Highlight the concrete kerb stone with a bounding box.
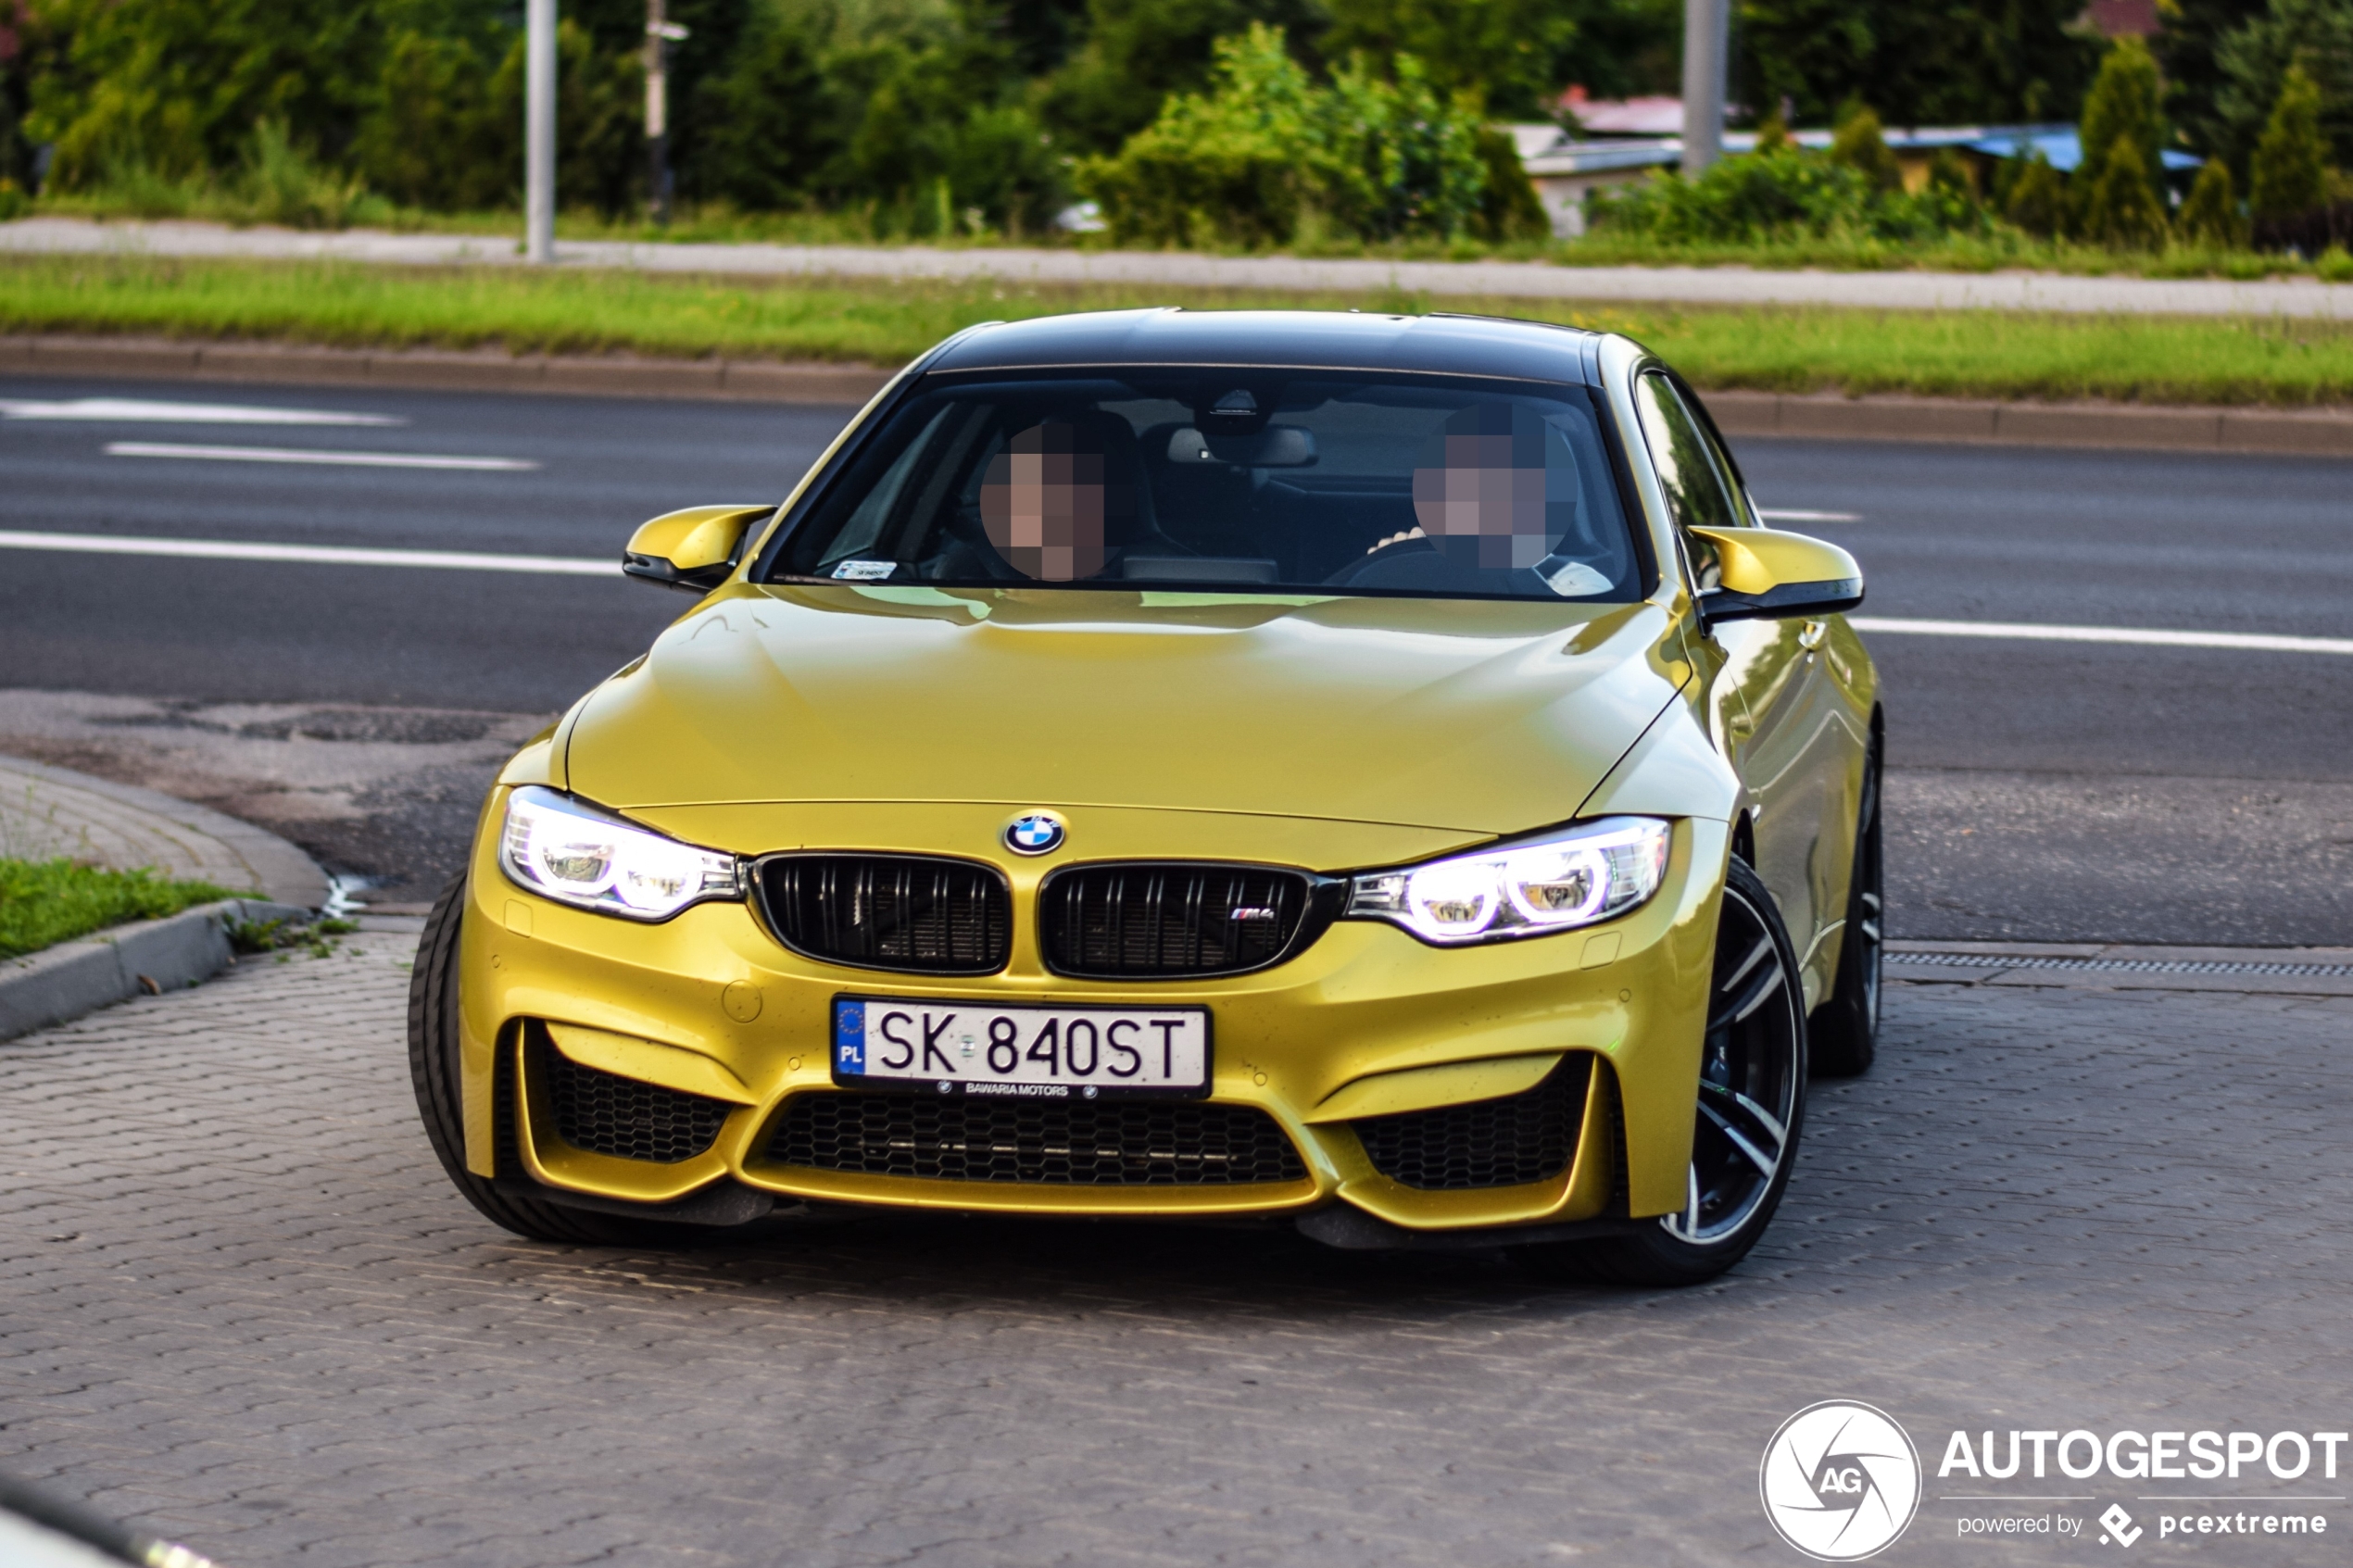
[1705,386,2353,456]
[11,332,2353,453]
[0,897,313,1042]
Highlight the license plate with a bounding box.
[831,997,1210,1099]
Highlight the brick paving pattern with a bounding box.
[1,926,2347,1566]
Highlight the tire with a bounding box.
[1808,718,1883,1078]
[408,873,695,1247]
[1516,858,1807,1287]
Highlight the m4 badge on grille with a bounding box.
[1230,906,1278,922]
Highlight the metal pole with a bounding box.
[526,0,557,263]
[646,0,674,227]
[1680,0,1727,177]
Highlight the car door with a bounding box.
[1631,370,1844,996]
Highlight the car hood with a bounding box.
[563,584,1688,839]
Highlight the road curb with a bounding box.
[1704,388,2353,457]
[0,752,332,910]
[0,897,314,1041]
[0,332,895,406]
[8,332,2353,455]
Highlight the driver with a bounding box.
[1367,402,1572,571]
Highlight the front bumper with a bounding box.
[457,799,1729,1234]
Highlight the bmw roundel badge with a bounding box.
[1004,811,1067,856]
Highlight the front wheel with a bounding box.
[408,873,698,1247]
[1517,858,1807,1286]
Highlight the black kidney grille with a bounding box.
[1351,1055,1593,1191]
[769,1091,1307,1185]
[537,1035,735,1164]
[759,855,1011,974]
[1041,863,1322,978]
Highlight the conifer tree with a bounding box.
[2251,63,2329,220]
[2176,157,2246,246]
[2005,150,2069,237]
[2083,138,2170,246]
[1829,105,1903,193]
[2075,37,2164,239]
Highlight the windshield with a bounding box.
[768,370,1643,601]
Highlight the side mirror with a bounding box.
[1686,526,1863,626]
[623,505,774,593]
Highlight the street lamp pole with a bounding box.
[645,0,688,227]
[1680,0,1727,177]
[526,0,557,263]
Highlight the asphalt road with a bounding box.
[2,377,2347,943]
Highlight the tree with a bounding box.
[2158,0,2268,157]
[23,0,380,188]
[2250,61,2330,216]
[1732,0,2094,131]
[2176,156,2248,244]
[1040,0,1321,155]
[1829,104,1901,194]
[2215,0,2353,171]
[2081,137,2168,246]
[2074,37,2163,238]
[1318,0,1574,115]
[2004,149,2068,236]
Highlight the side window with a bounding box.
[1633,371,1741,534]
[1675,379,1762,527]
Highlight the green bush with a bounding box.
[2004,150,2069,236]
[2177,157,2247,246]
[1472,126,1551,241]
[1077,25,1489,248]
[0,179,31,221]
[2252,63,2330,219]
[1829,104,1902,194]
[1589,140,1989,246]
[234,120,380,229]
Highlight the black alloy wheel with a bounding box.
[1517,857,1807,1286]
[1810,716,1883,1077]
[409,874,698,1247]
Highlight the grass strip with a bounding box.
[0,857,236,960]
[7,254,2353,406]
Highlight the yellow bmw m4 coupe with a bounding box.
[409,309,1882,1285]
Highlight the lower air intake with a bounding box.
[768,1092,1307,1185]
[536,1032,735,1163]
[1351,1055,1592,1191]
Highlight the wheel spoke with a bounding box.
[1700,1079,1787,1145]
[1718,933,1772,996]
[1698,1099,1779,1176]
[1718,956,1786,1024]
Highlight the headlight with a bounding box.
[1344,817,1672,945]
[499,785,742,921]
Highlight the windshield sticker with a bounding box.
[830,559,898,581]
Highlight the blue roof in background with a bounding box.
[1961,127,2202,173]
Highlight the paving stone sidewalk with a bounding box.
[1,929,2347,1567]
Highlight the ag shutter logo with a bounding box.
[1761,1401,1923,1561]
[1004,811,1066,856]
[2098,1504,2144,1547]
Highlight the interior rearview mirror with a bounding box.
[1685,526,1863,626]
[1167,425,1317,468]
[623,505,774,593]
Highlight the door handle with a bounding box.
[1798,620,1828,651]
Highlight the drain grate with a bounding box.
[1889,950,2353,979]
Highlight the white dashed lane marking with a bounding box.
[0,396,405,426]
[0,530,610,576]
[104,441,536,470]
